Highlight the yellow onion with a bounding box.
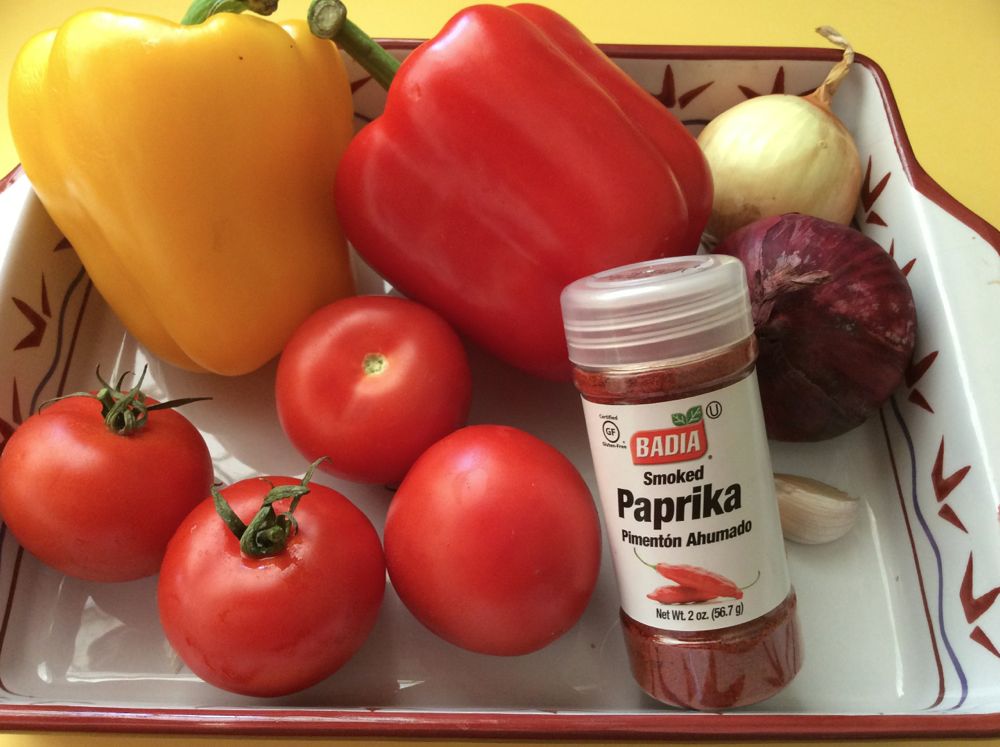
[697,27,863,244]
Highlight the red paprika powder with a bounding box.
[561,255,802,710]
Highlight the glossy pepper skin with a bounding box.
[8,10,355,375]
[334,4,712,381]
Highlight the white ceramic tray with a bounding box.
[1,41,998,740]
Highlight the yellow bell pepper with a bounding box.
[8,5,356,375]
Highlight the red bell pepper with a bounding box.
[314,2,712,381]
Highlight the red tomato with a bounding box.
[157,474,385,697]
[275,295,472,485]
[0,392,212,582]
[383,425,601,655]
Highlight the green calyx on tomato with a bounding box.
[212,457,326,558]
[362,353,388,376]
[45,366,209,436]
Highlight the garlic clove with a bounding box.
[774,473,860,544]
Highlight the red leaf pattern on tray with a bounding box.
[861,157,890,211]
[653,65,713,110]
[905,351,937,387]
[739,66,784,98]
[905,351,937,413]
[960,553,1000,624]
[0,379,23,453]
[971,627,1000,659]
[961,555,1000,659]
[937,504,968,533]
[860,140,996,672]
[861,158,892,228]
[932,438,971,504]
[907,389,933,412]
[11,275,50,351]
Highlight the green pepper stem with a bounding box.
[307,0,400,90]
[180,0,278,26]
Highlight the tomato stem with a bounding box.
[212,458,326,558]
[362,353,388,376]
[42,366,209,436]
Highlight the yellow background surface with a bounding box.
[1,1,999,745]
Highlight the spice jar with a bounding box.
[561,255,802,710]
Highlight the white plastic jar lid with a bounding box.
[560,255,754,369]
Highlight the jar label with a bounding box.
[581,373,791,632]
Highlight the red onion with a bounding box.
[714,213,917,441]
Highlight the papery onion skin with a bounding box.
[715,213,917,442]
[697,95,862,243]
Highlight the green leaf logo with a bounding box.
[671,406,703,425]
